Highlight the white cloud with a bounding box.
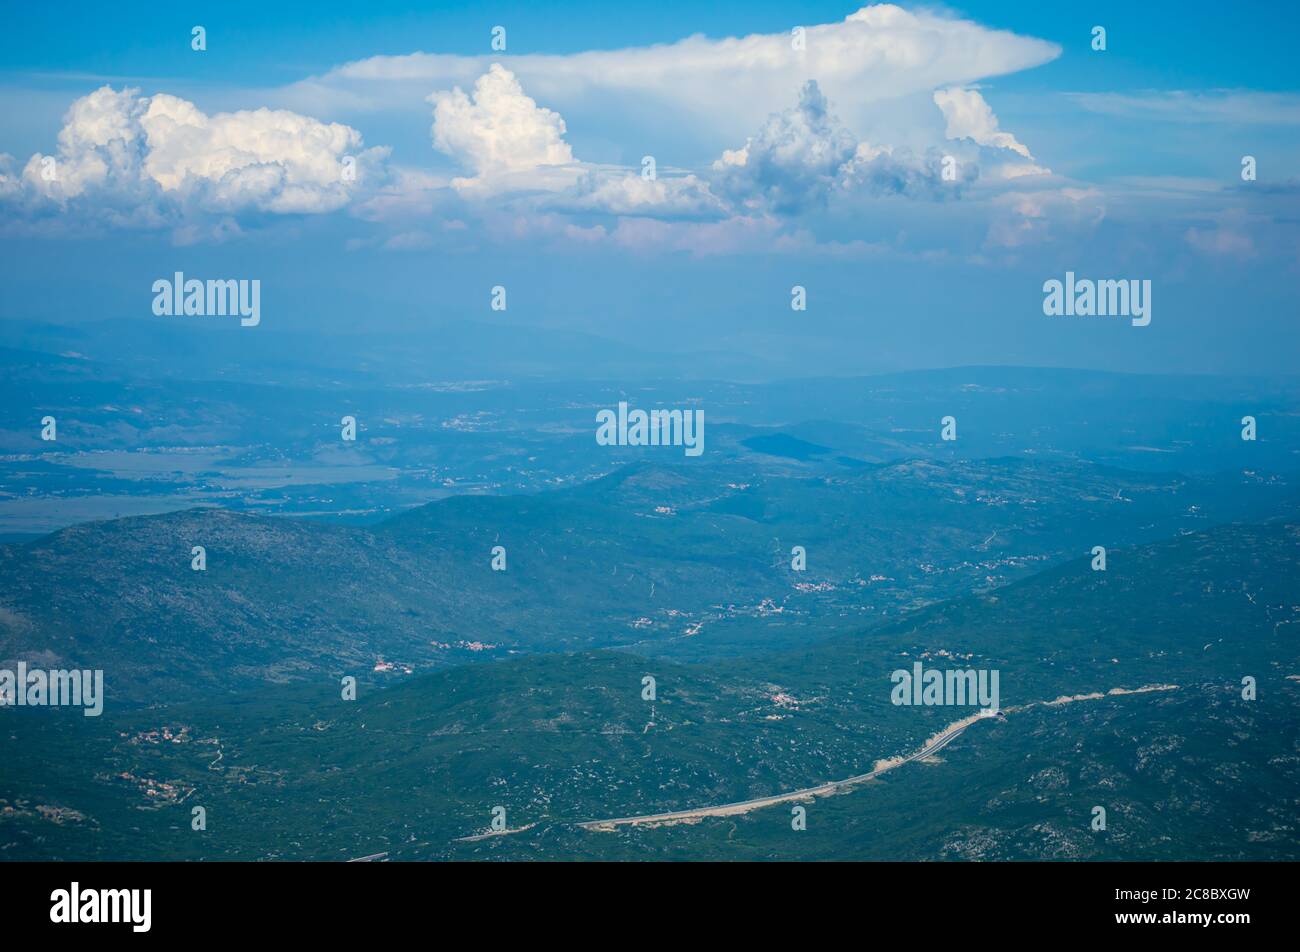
[139,93,381,213]
[710,80,968,214]
[558,169,726,219]
[993,162,1052,180]
[283,4,1059,154]
[7,85,388,229]
[5,5,1070,244]
[429,64,576,193]
[424,65,725,219]
[933,87,1034,159]
[711,81,858,213]
[838,142,968,198]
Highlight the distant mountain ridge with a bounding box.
[1,457,1295,702]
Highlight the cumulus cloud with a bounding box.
[838,142,973,198]
[6,5,1067,246]
[710,80,966,214]
[429,64,576,193]
[0,155,22,201]
[557,169,726,219]
[139,94,383,213]
[424,65,724,218]
[933,87,1034,159]
[711,81,857,213]
[5,85,388,230]
[422,70,966,221]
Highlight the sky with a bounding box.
[0,1,1297,378]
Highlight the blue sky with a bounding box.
[1,2,1297,377]
[2,1,1295,87]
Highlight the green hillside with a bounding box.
[2,519,1295,861]
[1,459,1294,702]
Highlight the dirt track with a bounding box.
[577,684,1177,832]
